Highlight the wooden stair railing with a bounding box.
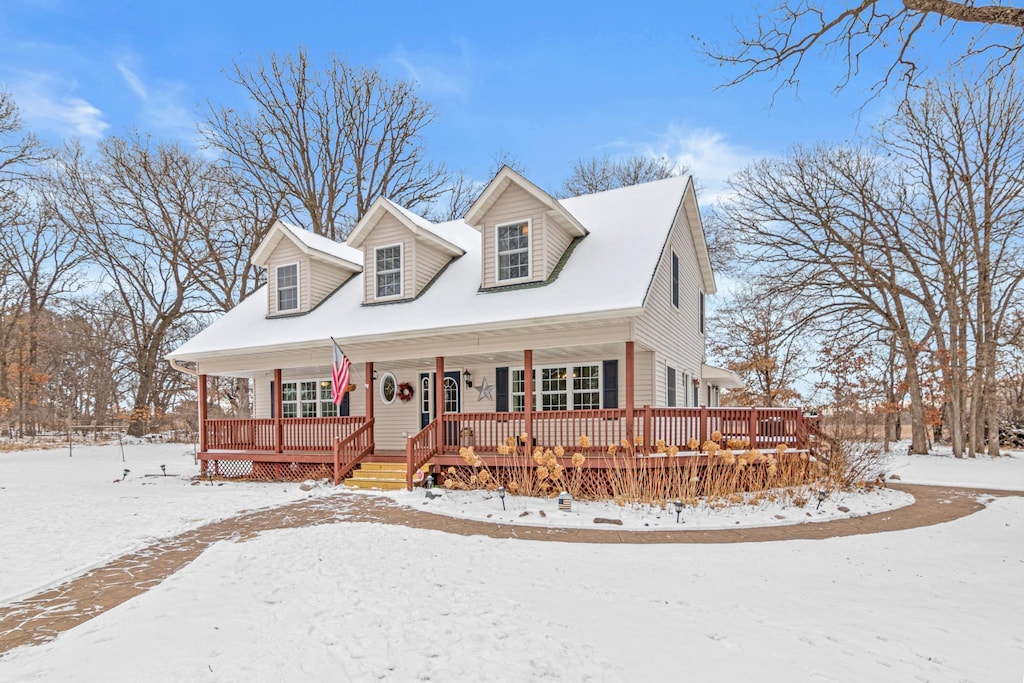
[405,419,439,490]
[799,415,833,464]
[332,418,375,485]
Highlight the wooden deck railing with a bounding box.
[282,416,365,451]
[405,420,439,490]
[204,416,367,453]
[204,418,276,451]
[333,418,375,485]
[646,406,804,450]
[401,406,807,489]
[433,406,807,456]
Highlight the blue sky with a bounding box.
[1,0,954,198]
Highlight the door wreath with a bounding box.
[397,382,415,402]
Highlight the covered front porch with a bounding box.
[195,340,815,489]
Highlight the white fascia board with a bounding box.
[684,178,717,295]
[348,198,463,256]
[165,306,644,364]
[252,220,362,271]
[465,166,588,237]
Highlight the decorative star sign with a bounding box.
[476,377,495,401]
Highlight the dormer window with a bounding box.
[496,220,530,282]
[276,263,299,312]
[375,244,403,298]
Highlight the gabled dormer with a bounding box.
[347,198,465,304]
[464,166,588,290]
[251,220,362,317]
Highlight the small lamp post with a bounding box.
[425,474,434,489]
[816,489,828,510]
[498,486,506,510]
[674,499,683,524]
[160,464,166,476]
[122,468,130,481]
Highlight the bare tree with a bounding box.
[723,143,935,452]
[487,148,527,179]
[0,201,84,433]
[50,135,230,436]
[429,170,483,222]
[883,67,1024,456]
[709,280,808,406]
[559,154,678,197]
[204,48,449,239]
[701,1,1024,96]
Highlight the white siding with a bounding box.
[544,213,575,276]
[414,240,450,294]
[308,259,351,309]
[634,201,707,406]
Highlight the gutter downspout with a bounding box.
[168,358,198,377]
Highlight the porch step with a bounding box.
[344,462,428,490]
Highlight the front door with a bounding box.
[419,372,461,444]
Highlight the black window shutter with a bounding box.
[340,392,350,417]
[672,253,679,308]
[270,380,275,418]
[495,367,509,412]
[699,291,705,334]
[667,367,676,407]
[602,360,618,409]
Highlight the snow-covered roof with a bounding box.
[170,175,702,360]
[250,220,363,270]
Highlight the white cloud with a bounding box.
[115,55,199,147]
[641,124,763,205]
[9,77,108,139]
[116,61,148,99]
[390,43,470,99]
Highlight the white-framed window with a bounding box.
[693,379,700,407]
[540,368,568,411]
[667,366,677,407]
[281,379,340,417]
[380,372,397,404]
[375,243,403,298]
[511,368,530,412]
[421,375,431,417]
[510,364,601,412]
[573,365,600,410]
[276,263,299,312]
[496,220,530,282]
[682,372,691,407]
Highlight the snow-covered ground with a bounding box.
[1,442,1022,681]
[1,498,1022,681]
[888,444,1024,491]
[0,441,328,605]
[372,484,913,531]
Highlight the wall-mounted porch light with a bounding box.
[463,369,473,388]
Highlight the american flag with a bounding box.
[331,341,352,406]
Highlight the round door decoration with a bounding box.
[397,382,415,402]
[380,372,398,404]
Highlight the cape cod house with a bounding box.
[168,167,810,489]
